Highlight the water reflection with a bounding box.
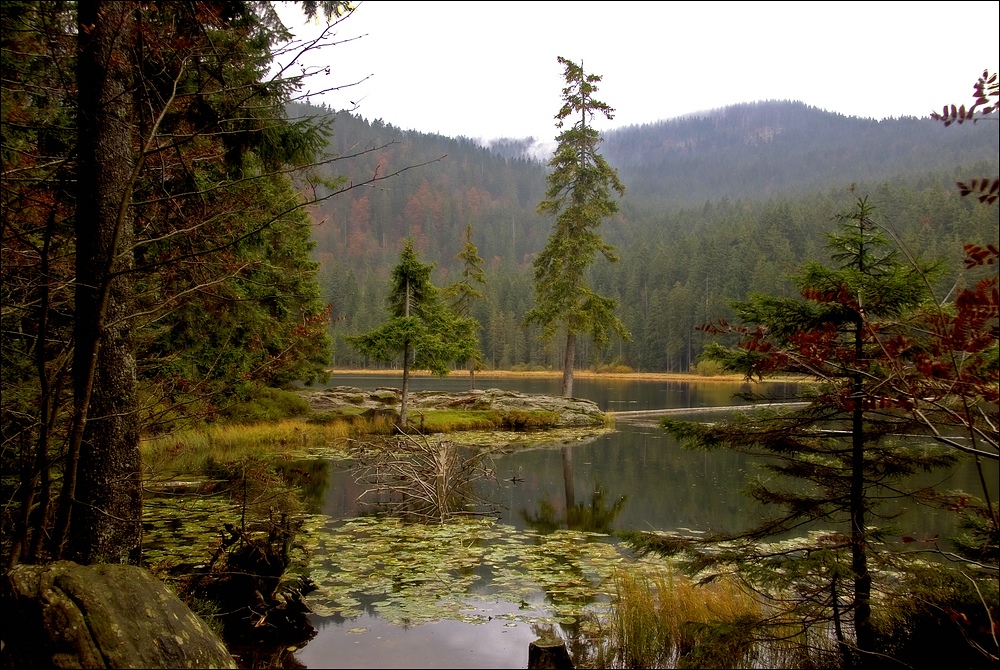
[295,375,997,668]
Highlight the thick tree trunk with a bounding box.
[561,330,575,398]
[67,0,142,565]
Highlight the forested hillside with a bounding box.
[296,101,998,373]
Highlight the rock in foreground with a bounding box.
[305,387,606,427]
[1,561,236,669]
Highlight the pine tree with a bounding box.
[444,224,487,389]
[629,197,963,667]
[0,0,350,566]
[347,239,476,427]
[524,56,629,397]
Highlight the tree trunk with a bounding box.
[66,0,142,565]
[850,322,873,663]
[561,330,575,398]
[400,340,410,429]
[400,278,411,428]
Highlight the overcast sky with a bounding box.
[274,1,1000,143]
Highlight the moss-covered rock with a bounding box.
[304,387,605,427]
[1,561,236,669]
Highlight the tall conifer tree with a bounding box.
[525,56,628,397]
[444,224,487,389]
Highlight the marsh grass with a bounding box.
[142,407,562,481]
[608,567,761,668]
[413,409,560,432]
[142,416,390,478]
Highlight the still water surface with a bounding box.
[294,374,994,669]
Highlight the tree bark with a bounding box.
[67,0,142,565]
[561,330,575,398]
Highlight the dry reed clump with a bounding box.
[350,432,499,523]
[607,567,761,669]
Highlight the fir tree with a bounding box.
[444,224,487,389]
[347,239,476,427]
[629,197,963,667]
[525,56,629,397]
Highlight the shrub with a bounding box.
[219,387,310,424]
[694,359,725,377]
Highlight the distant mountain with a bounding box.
[601,100,998,204]
[471,100,997,206]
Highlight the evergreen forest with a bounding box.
[299,100,998,373]
[1,1,997,667]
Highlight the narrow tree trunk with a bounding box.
[400,340,410,428]
[562,330,575,398]
[66,0,142,565]
[400,276,411,428]
[850,321,873,663]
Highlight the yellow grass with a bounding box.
[326,367,803,384]
[609,567,761,668]
[141,416,383,476]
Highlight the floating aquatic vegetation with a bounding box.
[143,495,240,569]
[300,515,632,628]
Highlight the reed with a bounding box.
[142,417,366,476]
[608,567,761,668]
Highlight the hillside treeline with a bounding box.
[295,103,999,373]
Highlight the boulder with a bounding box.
[1,561,236,669]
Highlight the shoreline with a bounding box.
[324,368,800,384]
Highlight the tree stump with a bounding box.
[528,637,574,669]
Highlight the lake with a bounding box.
[290,374,996,669]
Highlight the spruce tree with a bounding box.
[525,56,628,397]
[347,239,476,427]
[1,0,347,566]
[444,224,487,389]
[629,197,962,667]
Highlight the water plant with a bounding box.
[606,567,761,668]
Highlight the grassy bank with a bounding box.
[142,392,571,479]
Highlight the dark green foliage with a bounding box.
[346,239,478,426]
[525,57,629,395]
[874,564,999,670]
[218,388,311,425]
[628,197,993,666]
[1,0,340,566]
[308,104,997,373]
[443,224,488,386]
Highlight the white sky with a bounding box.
[274,0,1000,143]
